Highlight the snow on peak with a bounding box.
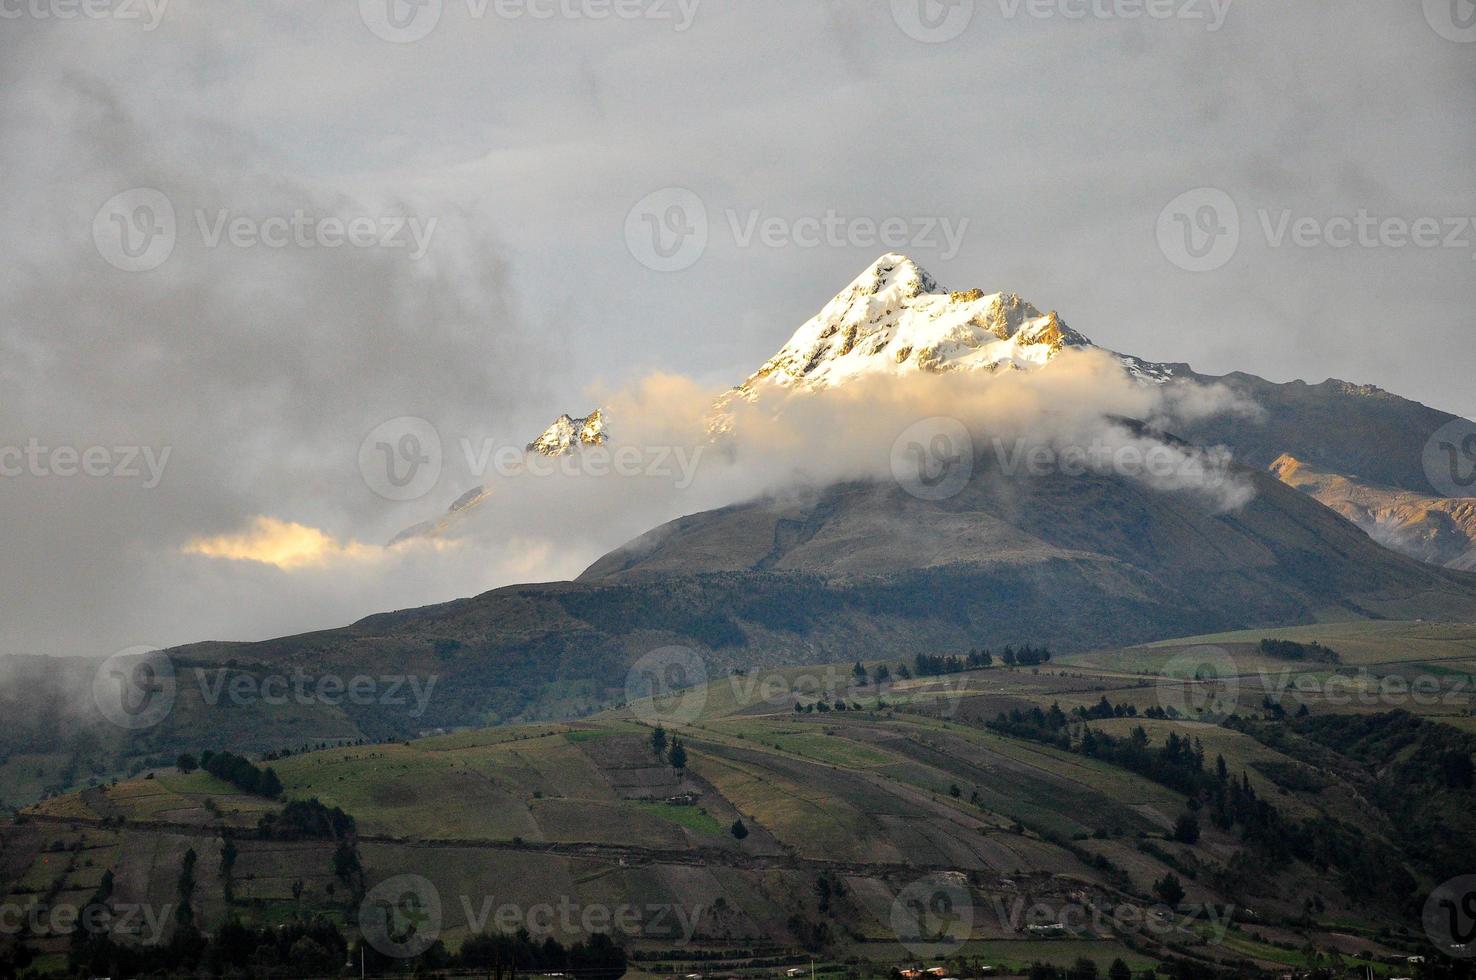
[527,409,608,457]
[732,254,1091,397]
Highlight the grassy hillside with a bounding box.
[4,630,1473,978]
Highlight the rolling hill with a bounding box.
[7,623,1475,977]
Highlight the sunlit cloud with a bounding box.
[183,516,383,570]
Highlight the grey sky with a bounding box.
[0,0,1472,657]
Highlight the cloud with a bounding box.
[182,516,383,570]
[419,349,1259,587]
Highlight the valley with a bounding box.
[5,621,1475,977]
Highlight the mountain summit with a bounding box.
[738,253,1088,392]
[536,255,1173,449]
[706,254,1172,432]
[527,410,608,457]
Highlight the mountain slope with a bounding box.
[150,457,1476,743]
[1176,374,1461,497]
[579,455,1476,622]
[1271,454,1476,570]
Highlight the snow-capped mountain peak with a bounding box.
[727,253,1102,402]
[527,409,608,457]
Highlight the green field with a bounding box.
[5,625,1469,976]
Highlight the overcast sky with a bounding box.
[1,0,1472,657]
